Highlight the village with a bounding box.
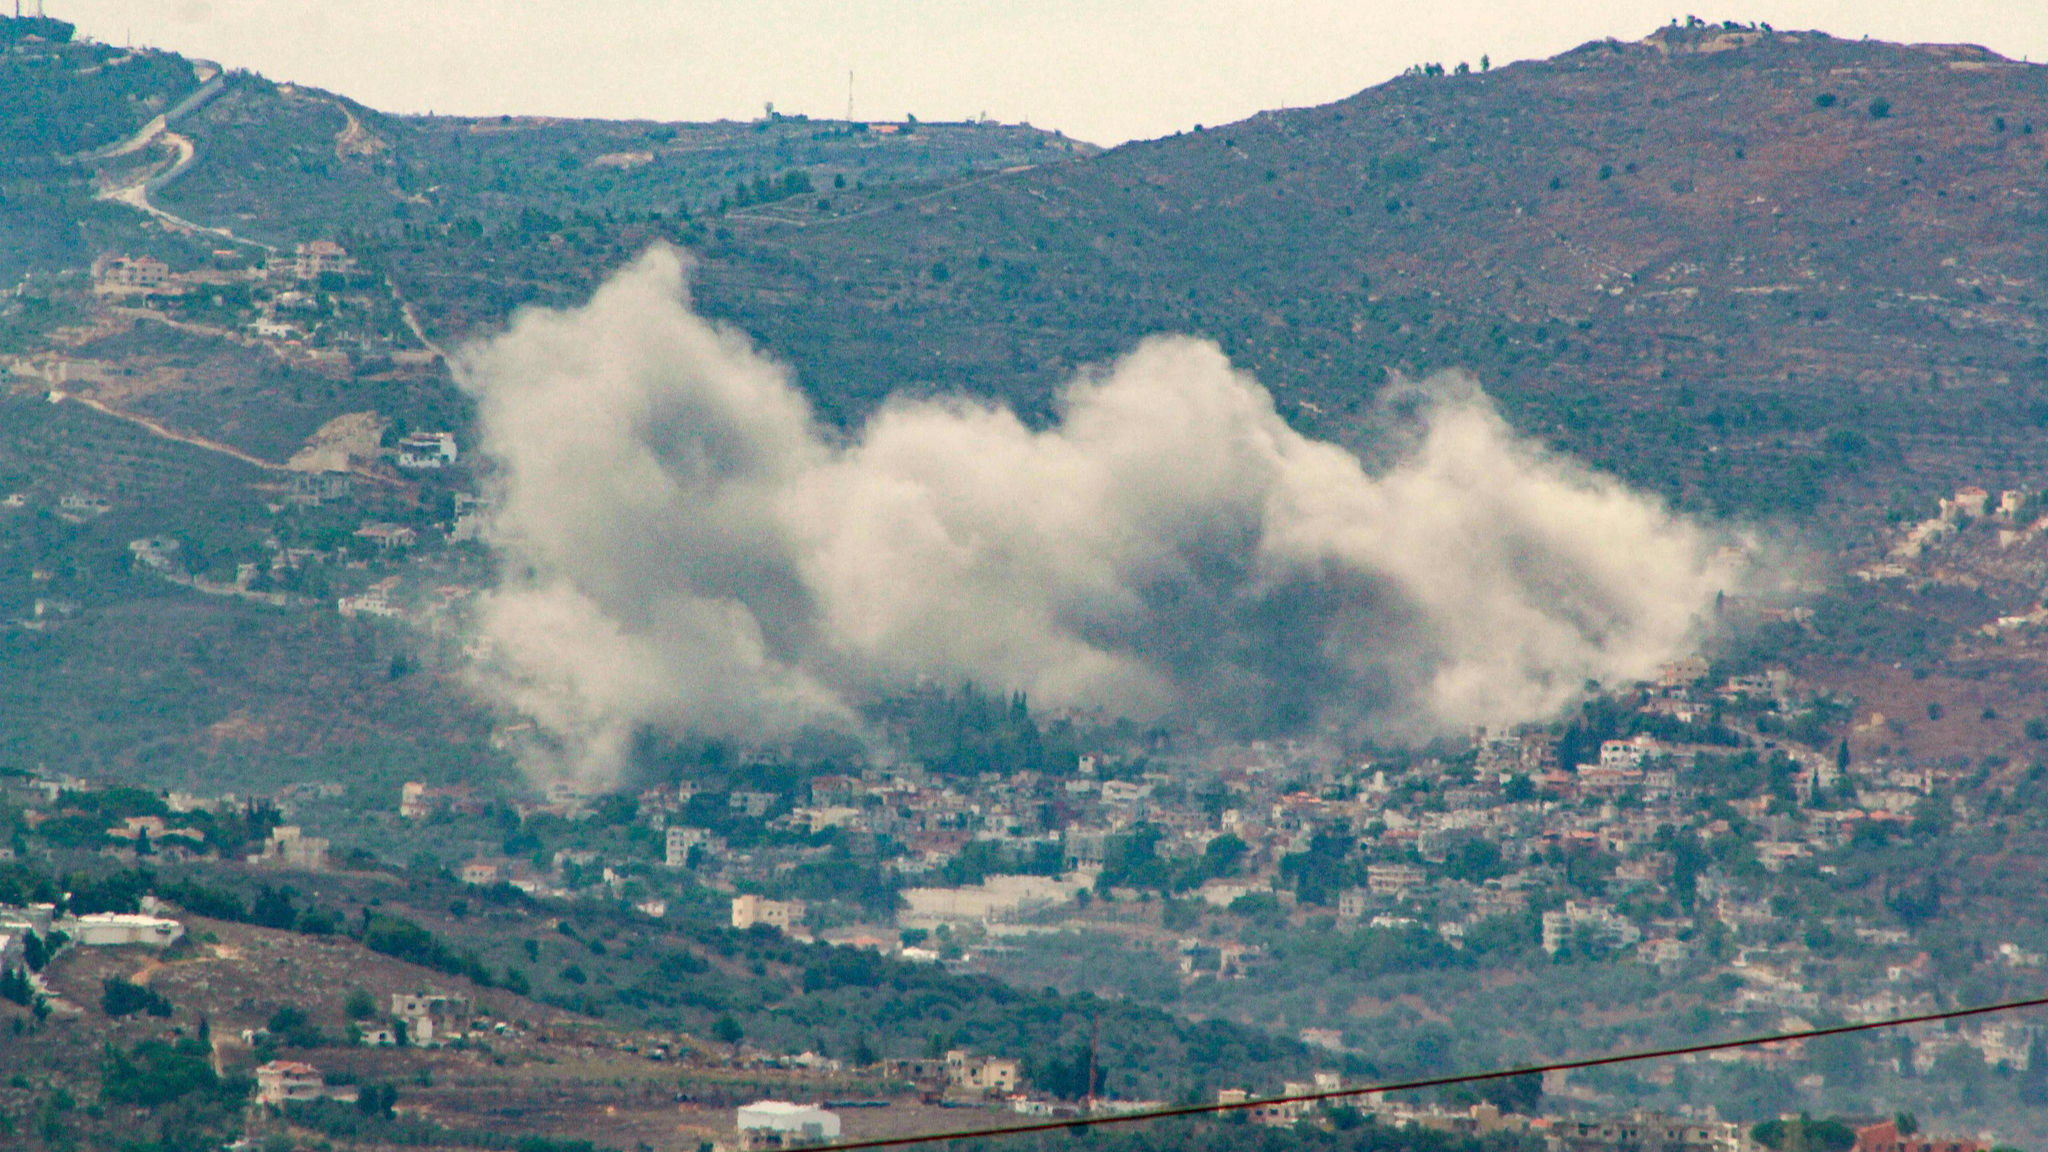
[2,579,2035,1152]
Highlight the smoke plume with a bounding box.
[457,245,1748,783]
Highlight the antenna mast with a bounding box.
[847,71,854,123]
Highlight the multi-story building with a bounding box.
[254,1060,325,1105]
[1541,901,1642,956]
[732,894,805,933]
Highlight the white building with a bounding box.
[897,873,1091,930]
[396,431,458,469]
[68,913,184,947]
[1541,901,1641,956]
[737,1100,841,1144]
[665,826,723,867]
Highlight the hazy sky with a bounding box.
[51,1,2048,145]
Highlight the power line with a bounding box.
[819,991,2048,1151]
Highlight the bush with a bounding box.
[361,913,494,986]
[100,1037,225,1106]
[267,1005,326,1048]
[102,977,172,1018]
[711,1014,744,1044]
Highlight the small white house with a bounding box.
[737,1100,841,1143]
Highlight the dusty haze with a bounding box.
[457,245,1751,783]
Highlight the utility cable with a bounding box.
[817,991,2048,1151]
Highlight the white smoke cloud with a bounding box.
[457,244,1749,784]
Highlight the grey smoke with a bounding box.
[457,245,1749,783]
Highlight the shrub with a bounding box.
[102,977,172,1018]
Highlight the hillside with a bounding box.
[0,850,1325,1150]
[656,22,2048,526]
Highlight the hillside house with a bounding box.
[398,781,478,819]
[391,991,471,1045]
[729,790,778,816]
[396,431,459,469]
[254,1060,326,1105]
[337,587,401,618]
[1576,764,1643,794]
[1941,486,1990,519]
[353,523,418,549]
[1852,1120,1985,1152]
[1541,901,1641,955]
[127,537,181,572]
[252,825,329,871]
[57,493,110,518]
[731,894,805,933]
[287,471,353,506]
[1366,863,1426,898]
[945,1049,1021,1095]
[665,826,725,867]
[91,253,175,295]
[287,240,357,280]
[1549,1110,1727,1152]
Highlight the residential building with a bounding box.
[288,240,357,280]
[1300,1027,1346,1052]
[1852,1120,1986,1152]
[946,1049,1021,1095]
[1549,1110,1727,1152]
[732,894,805,933]
[665,826,723,867]
[730,791,778,816]
[353,522,418,549]
[254,1060,326,1105]
[91,253,175,295]
[252,825,329,871]
[1541,901,1642,956]
[1366,863,1427,898]
[396,431,459,469]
